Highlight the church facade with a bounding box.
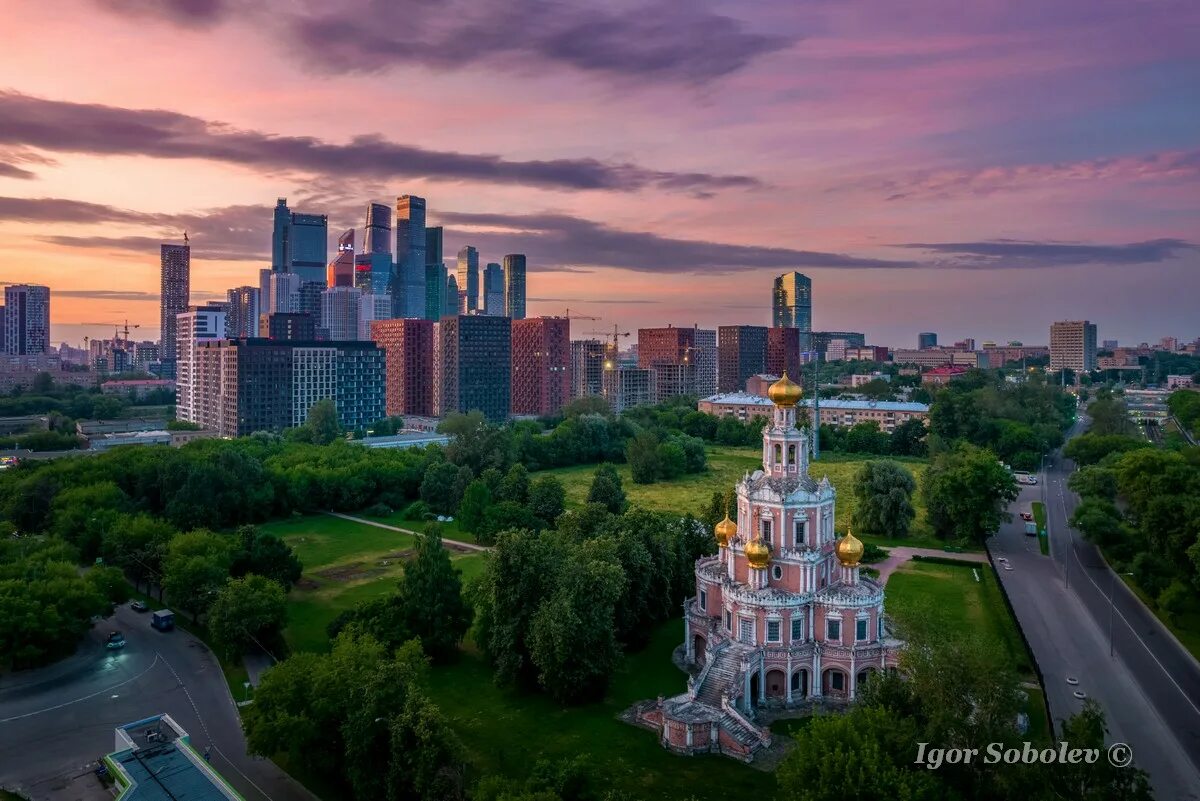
[637,373,903,761]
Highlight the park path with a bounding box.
[323,511,492,552]
[873,546,987,584]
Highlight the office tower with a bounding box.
[602,366,656,413]
[953,338,976,351]
[693,328,717,398]
[175,304,226,423]
[3,283,50,356]
[371,318,434,417]
[772,272,812,333]
[322,287,363,341]
[263,271,301,314]
[503,254,526,320]
[638,326,696,401]
[394,195,426,318]
[1050,321,1098,372]
[225,286,260,338]
[328,229,355,287]
[194,338,384,436]
[917,332,938,350]
[457,246,480,313]
[512,317,570,416]
[484,262,504,315]
[445,274,460,318]
[259,312,316,341]
[1102,339,1118,350]
[132,341,160,371]
[358,293,392,341]
[767,327,801,379]
[810,331,866,361]
[718,325,768,392]
[354,252,394,298]
[424,226,445,321]
[364,202,392,255]
[160,241,190,375]
[299,281,326,339]
[271,198,290,271]
[438,315,511,422]
[288,212,328,284]
[570,339,605,398]
[0,306,5,352]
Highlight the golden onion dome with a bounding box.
[745,536,771,569]
[767,371,803,407]
[714,514,736,548]
[836,527,864,567]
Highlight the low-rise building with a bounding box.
[1166,375,1195,389]
[101,379,175,398]
[893,349,988,368]
[698,393,928,431]
[105,714,240,800]
[921,365,971,385]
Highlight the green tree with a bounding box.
[1069,499,1127,548]
[207,574,288,660]
[625,431,662,484]
[1046,701,1153,800]
[302,398,342,445]
[1063,433,1150,466]
[889,417,928,457]
[586,464,627,514]
[498,463,531,504]
[230,525,302,590]
[1067,465,1117,500]
[852,460,917,539]
[101,513,177,596]
[399,531,471,663]
[528,475,567,526]
[922,443,1019,544]
[457,479,493,538]
[421,461,464,515]
[161,530,235,621]
[482,501,542,542]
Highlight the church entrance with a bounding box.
[765,669,786,699]
[790,669,808,698]
[822,668,848,698]
[693,635,706,667]
[749,672,761,706]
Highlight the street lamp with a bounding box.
[1108,571,1135,658]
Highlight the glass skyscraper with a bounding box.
[425,226,445,321]
[271,198,290,271]
[457,245,479,313]
[394,195,426,318]
[772,272,813,332]
[289,212,328,284]
[503,253,526,320]
[364,202,391,255]
[483,262,504,315]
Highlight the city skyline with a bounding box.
[0,0,1196,346]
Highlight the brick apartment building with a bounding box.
[371,318,434,417]
[512,317,570,416]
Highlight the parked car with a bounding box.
[151,610,175,632]
[105,631,126,649]
[130,600,148,613]
[1020,512,1033,522]
[1024,521,1038,536]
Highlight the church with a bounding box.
[638,372,903,761]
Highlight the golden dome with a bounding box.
[745,536,771,569]
[836,527,864,567]
[715,514,736,548]
[767,371,803,407]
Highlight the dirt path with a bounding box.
[873,546,988,584]
[323,511,492,553]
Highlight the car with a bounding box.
[1020,512,1033,522]
[1003,564,1014,571]
[105,631,126,649]
[130,600,148,613]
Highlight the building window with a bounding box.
[831,672,844,691]
[879,617,885,639]
[856,618,868,641]
[795,517,807,545]
[725,610,732,631]
[791,616,804,642]
[773,443,781,464]
[761,518,772,543]
[699,589,707,611]
[826,618,841,642]
[771,564,783,581]
[738,618,754,644]
[767,620,781,642]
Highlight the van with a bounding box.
[151,610,175,632]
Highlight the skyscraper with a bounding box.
[693,328,717,398]
[328,229,355,287]
[772,272,813,334]
[262,270,301,314]
[271,198,290,271]
[1050,321,1098,372]
[160,241,190,375]
[288,212,328,284]
[438,315,511,422]
[358,293,392,341]
[298,281,326,337]
[425,226,445,321]
[503,254,527,320]
[371,318,435,417]
[917,332,938,350]
[364,202,392,255]
[225,286,260,338]
[512,317,570,416]
[484,262,504,315]
[767,327,802,379]
[355,253,394,298]
[394,195,427,318]
[457,246,480,313]
[444,274,460,318]
[718,325,768,392]
[321,286,363,341]
[3,283,50,356]
[175,303,226,423]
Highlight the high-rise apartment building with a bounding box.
[483,262,504,316]
[175,304,226,423]
[321,287,363,341]
[639,326,696,401]
[718,325,768,392]
[602,366,656,413]
[772,272,812,332]
[259,312,316,341]
[438,315,511,422]
[810,331,866,361]
[358,293,392,341]
[1050,320,1098,372]
[425,226,445,322]
[371,318,434,417]
[457,246,480,314]
[503,254,526,320]
[225,286,260,339]
[364,202,392,255]
[262,270,301,314]
[693,328,717,398]
[917,332,938,350]
[570,339,605,398]
[328,229,355,287]
[512,317,570,416]
[160,241,190,376]
[3,283,50,356]
[767,327,801,379]
[394,195,427,318]
[298,281,325,337]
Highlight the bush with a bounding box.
[401,500,432,521]
[364,502,393,518]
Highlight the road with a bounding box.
[989,416,1200,800]
[0,604,315,801]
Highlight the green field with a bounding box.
[540,446,943,547]
[1032,502,1049,555]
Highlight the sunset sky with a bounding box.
[1,0,1196,348]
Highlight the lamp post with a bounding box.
[1108,571,1134,658]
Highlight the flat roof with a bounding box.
[701,394,929,412]
[111,743,231,801]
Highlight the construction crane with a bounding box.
[80,319,141,349]
[562,308,600,321]
[585,324,631,367]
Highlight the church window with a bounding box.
[699,589,707,610]
[826,618,841,641]
[767,620,781,642]
[856,618,868,641]
[761,518,772,543]
[791,617,804,641]
[725,610,732,631]
[772,564,783,580]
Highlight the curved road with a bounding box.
[989,415,1200,800]
[0,604,314,801]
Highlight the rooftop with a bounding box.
[701,393,930,413]
[108,715,240,801]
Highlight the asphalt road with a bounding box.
[989,416,1200,800]
[0,604,315,801]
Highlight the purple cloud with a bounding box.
[899,239,1197,267]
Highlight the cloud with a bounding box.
[528,297,659,304]
[0,91,759,194]
[49,288,226,302]
[436,210,921,272]
[899,238,1198,268]
[0,163,35,180]
[95,0,230,26]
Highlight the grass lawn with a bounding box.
[428,621,773,800]
[1032,502,1049,555]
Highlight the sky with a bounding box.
[0,0,1197,348]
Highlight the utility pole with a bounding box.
[810,355,820,460]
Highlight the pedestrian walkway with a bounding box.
[324,511,491,552]
[873,546,987,584]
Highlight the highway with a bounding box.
[989,415,1200,800]
[0,604,314,801]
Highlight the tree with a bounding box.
[301,398,342,445]
[421,461,464,515]
[102,513,177,596]
[161,530,234,621]
[457,479,492,538]
[625,431,663,484]
[888,417,928,457]
[586,464,627,514]
[230,526,302,590]
[1063,433,1150,466]
[852,461,917,539]
[1067,465,1117,500]
[1047,701,1153,800]
[1069,499,1127,548]
[207,574,288,660]
[482,501,542,542]
[497,463,531,504]
[922,443,1019,543]
[528,475,566,526]
[399,531,471,663]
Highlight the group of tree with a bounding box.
[851,460,918,539]
[624,430,707,484]
[818,417,929,458]
[923,443,1020,544]
[1168,388,1200,436]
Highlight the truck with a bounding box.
[1013,471,1038,485]
[151,610,175,632]
[1024,521,1038,536]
